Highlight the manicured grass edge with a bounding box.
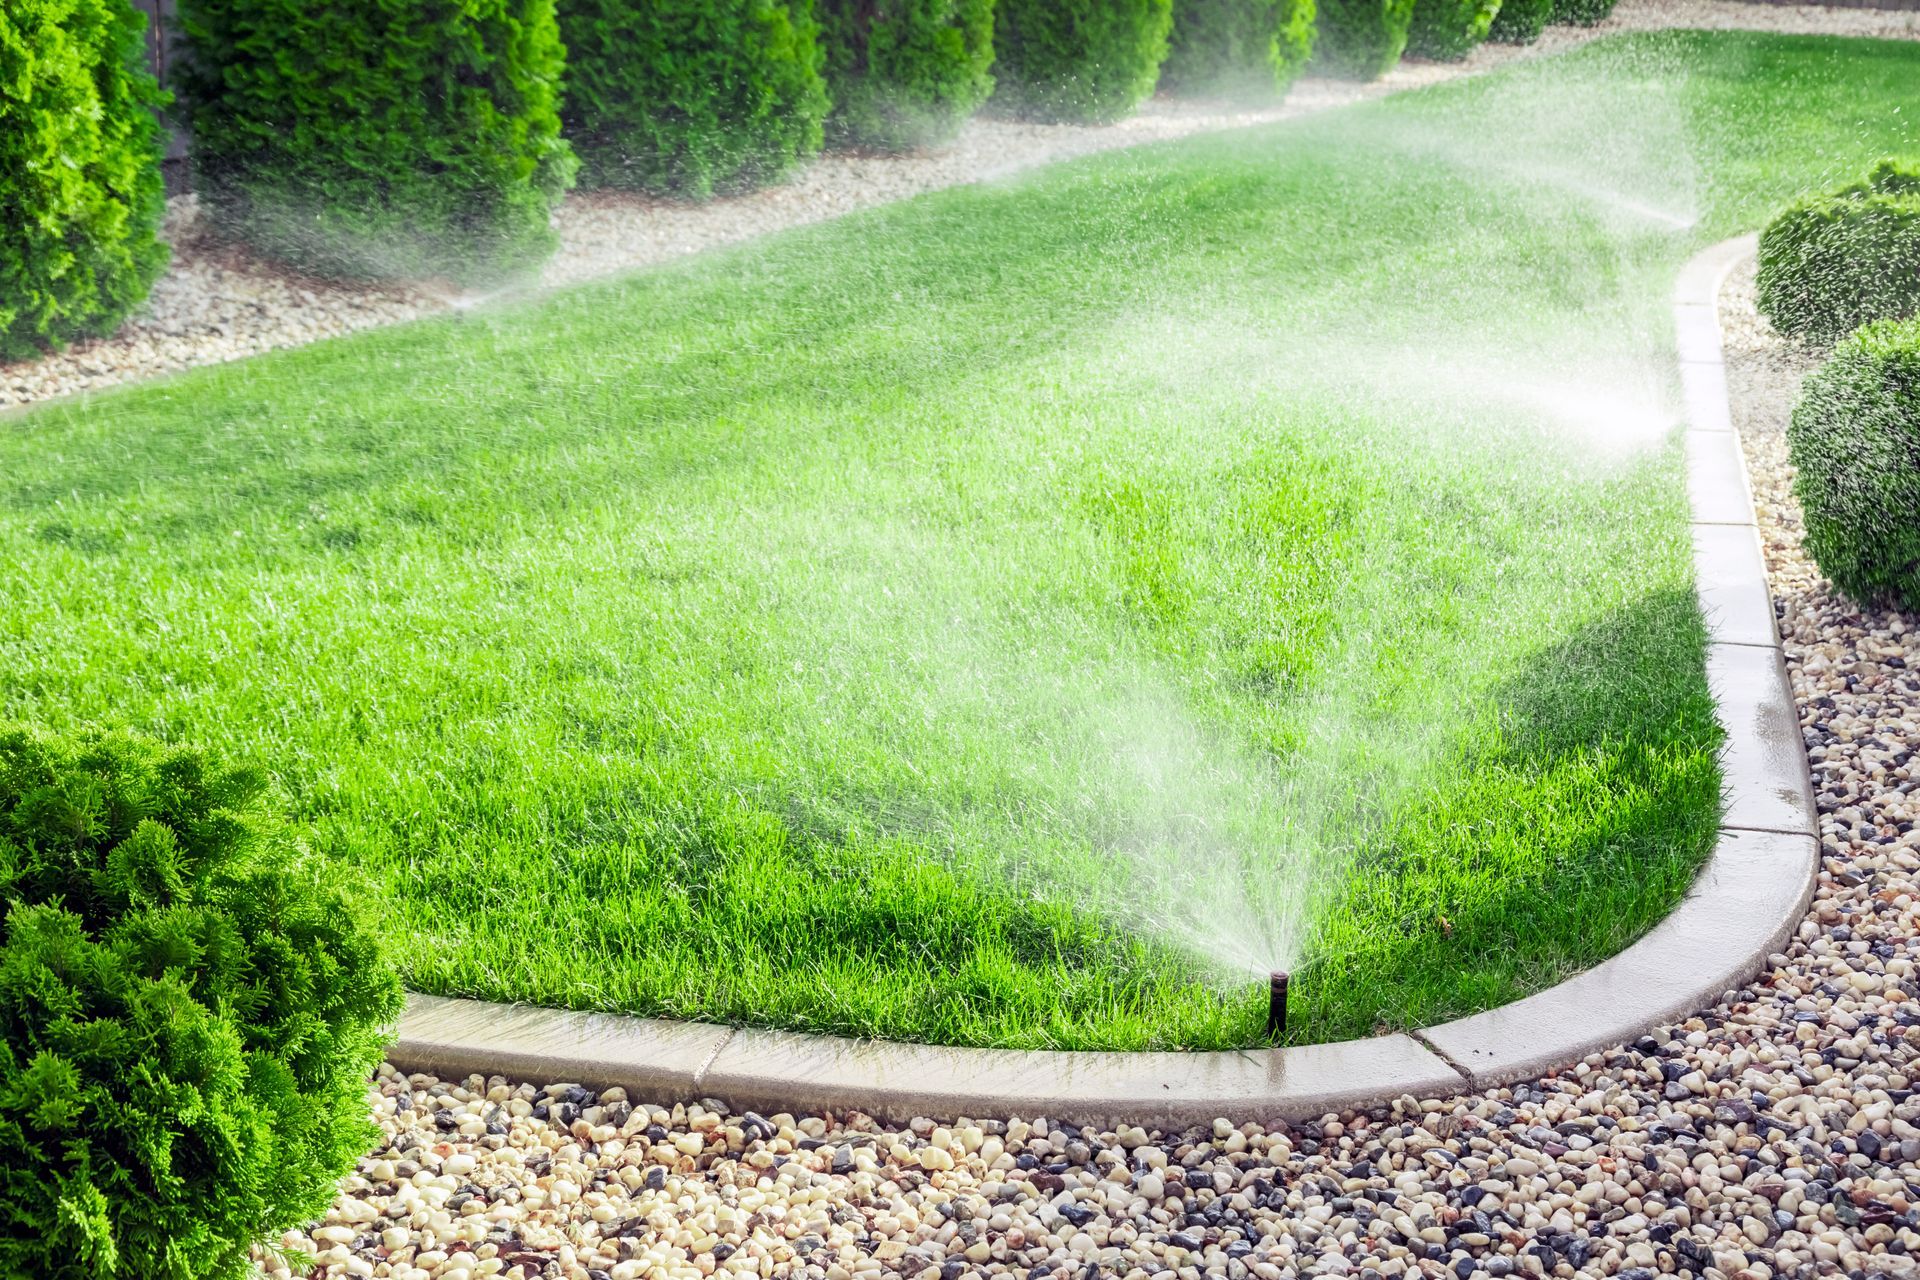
[384,236,1816,1124]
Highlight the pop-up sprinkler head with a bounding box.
[1266,971,1289,1042]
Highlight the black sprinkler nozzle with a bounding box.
[1266,970,1289,1042]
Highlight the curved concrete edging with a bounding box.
[389,236,1819,1126]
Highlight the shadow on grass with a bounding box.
[388,585,1721,1051]
[1290,587,1721,1043]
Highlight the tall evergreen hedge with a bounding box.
[560,0,830,196]
[174,0,575,284]
[1314,0,1415,79]
[1405,0,1499,60]
[0,0,169,361]
[1549,0,1614,24]
[1162,0,1315,98]
[990,0,1174,124]
[1487,0,1549,43]
[0,726,401,1280]
[820,0,995,151]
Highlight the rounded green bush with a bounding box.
[0,0,168,361]
[174,0,575,285]
[820,0,995,151]
[0,725,402,1280]
[990,0,1174,124]
[1788,318,1920,611]
[1549,0,1614,24]
[1487,0,1550,43]
[1313,0,1416,80]
[1162,0,1315,98]
[1405,0,1498,60]
[1758,160,1920,344]
[560,0,829,196]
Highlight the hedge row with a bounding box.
[8,0,1631,353]
[1319,0,1615,76]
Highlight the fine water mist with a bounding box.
[761,58,1712,1002]
[420,50,1713,1018]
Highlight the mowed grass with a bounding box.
[4,32,1917,1049]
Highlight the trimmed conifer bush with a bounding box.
[1405,0,1499,60]
[1162,0,1315,98]
[560,0,829,196]
[820,0,995,151]
[173,0,575,284]
[1314,0,1416,80]
[0,725,402,1280]
[1549,0,1614,24]
[1787,317,1920,611]
[0,0,169,361]
[990,0,1174,124]
[1758,160,1920,343]
[1487,0,1550,43]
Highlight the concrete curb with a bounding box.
[388,236,1819,1125]
[397,995,1464,1131]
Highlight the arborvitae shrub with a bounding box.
[1162,0,1315,98]
[990,0,1174,124]
[560,0,829,196]
[1488,0,1550,43]
[1788,318,1920,611]
[1549,0,1614,24]
[0,0,168,361]
[1405,0,1498,60]
[820,0,995,151]
[0,725,402,1280]
[174,0,575,284]
[1758,160,1920,344]
[1314,0,1416,80]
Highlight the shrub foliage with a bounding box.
[0,726,401,1280]
[1788,318,1920,611]
[174,0,576,284]
[820,0,995,151]
[1405,0,1499,60]
[1162,0,1315,97]
[1549,0,1615,24]
[560,0,829,195]
[0,0,169,360]
[990,0,1174,124]
[1314,0,1416,80]
[1758,160,1920,343]
[1488,0,1550,44]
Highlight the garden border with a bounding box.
[389,236,1818,1125]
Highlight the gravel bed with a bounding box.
[7,0,1916,411]
[265,257,1920,1280]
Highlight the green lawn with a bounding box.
[4,32,1915,1050]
